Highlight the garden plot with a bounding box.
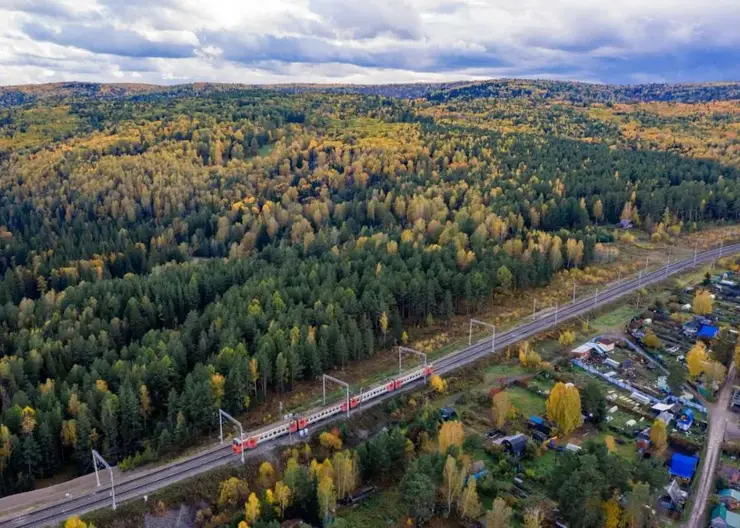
[710,279,740,325]
[643,315,693,358]
[572,340,668,401]
[570,339,708,444]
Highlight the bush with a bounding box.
[119,446,156,472]
[463,433,484,452]
[457,391,471,405]
[477,473,497,496]
[474,393,490,407]
[385,398,402,414]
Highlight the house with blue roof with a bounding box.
[677,408,695,432]
[698,324,720,340]
[711,504,740,528]
[527,415,552,436]
[669,453,699,480]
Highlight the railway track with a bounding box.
[2,242,737,528]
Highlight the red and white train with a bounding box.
[232,365,434,454]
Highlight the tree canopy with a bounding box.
[1,83,739,495]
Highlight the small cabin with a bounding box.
[677,408,695,432]
[340,486,378,507]
[527,415,553,436]
[670,453,699,481]
[698,325,719,340]
[497,434,527,458]
[719,489,740,509]
[595,337,616,352]
[711,504,740,528]
[570,343,595,359]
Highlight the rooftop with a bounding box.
[712,504,740,528]
[698,324,719,339]
[719,489,740,501]
[670,453,699,480]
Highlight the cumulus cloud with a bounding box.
[21,22,197,58]
[308,0,423,40]
[0,0,739,85]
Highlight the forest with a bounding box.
[0,80,739,496]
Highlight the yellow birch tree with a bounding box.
[439,421,465,453]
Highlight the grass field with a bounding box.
[483,363,529,383]
[589,304,642,333]
[593,431,638,459]
[339,489,406,527]
[505,386,547,417]
[528,450,559,474]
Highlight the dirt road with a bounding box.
[686,363,735,528]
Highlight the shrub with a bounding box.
[119,446,156,472]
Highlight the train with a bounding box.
[232,364,434,454]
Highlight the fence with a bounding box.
[571,359,657,402]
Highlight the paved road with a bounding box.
[686,363,736,528]
[1,242,738,528]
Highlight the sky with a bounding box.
[1,0,739,86]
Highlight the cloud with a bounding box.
[1,0,739,85]
[204,30,508,72]
[2,0,80,19]
[308,0,423,40]
[21,21,197,58]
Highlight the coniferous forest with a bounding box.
[1,80,739,495]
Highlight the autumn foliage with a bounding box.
[687,341,709,379]
[2,82,739,492]
[649,419,668,453]
[438,421,465,453]
[546,382,583,435]
[693,290,714,315]
[319,431,343,450]
[430,374,447,394]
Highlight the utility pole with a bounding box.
[398,346,428,382]
[618,268,622,283]
[572,282,576,304]
[92,450,116,510]
[470,319,496,354]
[645,257,650,272]
[219,409,245,463]
[323,375,350,417]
